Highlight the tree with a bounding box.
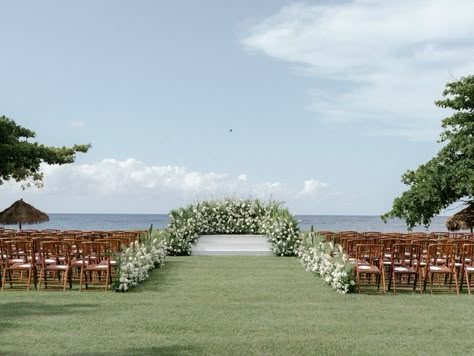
[0,116,91,188]
[382,75,474,229]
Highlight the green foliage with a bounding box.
[167,198,301,256]
[383,75,474,229]
[0,116,91,187]
[114,229,168,292]
[298,232,355,294]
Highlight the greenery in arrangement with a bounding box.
[1,256,474,355]
[0,116,90,188]
[383,75,474,229]
[114,229,168,292]
[166,198,301,256]
[298,232,355,294]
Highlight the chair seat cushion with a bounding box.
[12,263,32,269]
[394,266,416,273]
[85,264,109,270]
[46,265,68,270]
[357,265,380,273]
[429,265,451,272]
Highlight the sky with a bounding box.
[1,0,474,215]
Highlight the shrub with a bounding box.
[114,229,168,292]
[297,232,355,294]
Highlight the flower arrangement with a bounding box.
[114,229,168,292]
[298,232,355,294]
[167,198,301,256]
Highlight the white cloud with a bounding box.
[0,159,329,213]
[298,179,328,197]
[69,120,85,129]
[243,0,474,141]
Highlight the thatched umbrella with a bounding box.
[0,199,49,230]
[446,205,474,233]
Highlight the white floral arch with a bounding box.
[166,199,301,256]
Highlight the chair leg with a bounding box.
[418,271,422,294]
[62,269,69,292]
[429,273,433,294]
[33,266,38,289]
[388,268,393,291]
[381,270,386,295]
[104,269,109,292]
[453,270,459,295]
[37,268,43,291]
[392,272,396,294]
[357,270,361,294]
[26,269,32,291]
[1,269,7,291]
[467,271,471,295]
[79,267,84,292]
[423,269,428,292]
[69,270,73,290]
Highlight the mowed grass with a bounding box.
[1,256,474,355]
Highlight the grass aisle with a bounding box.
[1,256,474,355]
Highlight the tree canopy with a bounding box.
[0,116,91,188]
[383,75,474,229]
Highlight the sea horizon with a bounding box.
[0,213,455,233]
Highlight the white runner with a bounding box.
[191,234,273,256]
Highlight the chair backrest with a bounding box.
[344,237,366,258]
[0,237,9,264]
[427,243,456,267]
[355,244,384,266]
[461,244,474,268]
[102,238,122,253]
[430,232,450,239]
[81,241,111,265]
[3,239,35,265]
[391,243,422,269]
[379,236,401,252]
[39,241,71,266]
[64,239,83,259]
[362,231,381,238]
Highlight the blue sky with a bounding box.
[1,0,474,215]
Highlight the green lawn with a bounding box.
[1,256,474,355]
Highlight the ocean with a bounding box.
[0,213,453,233]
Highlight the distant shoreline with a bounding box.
[1,213,454,233]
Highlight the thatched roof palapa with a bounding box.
[0,199,49,230]
[446,204,474,233]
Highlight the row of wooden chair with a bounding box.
[316,231,474,295]
[0,229,143,291]
[0,229,143,243]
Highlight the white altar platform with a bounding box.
[191,234,273,256]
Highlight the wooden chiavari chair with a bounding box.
[1,239,37,291]
[355,244,386,294]
[460,244,474,294]
[388,243,422,294]
[37,241,71,291]
[79,241,112,292]
[424,243,459,295]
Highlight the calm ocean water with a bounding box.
[1,214,453,233]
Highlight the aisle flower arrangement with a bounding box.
[114,230,168,292]
[167,198,301,256]
[298,232,355,294]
